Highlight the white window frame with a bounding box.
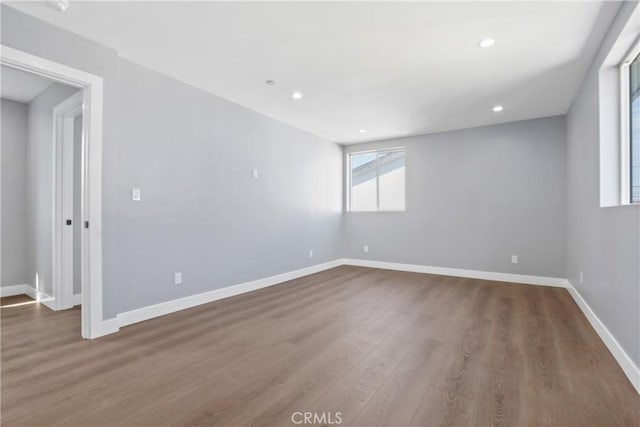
[347,147,406,212]
[620,39,640,205]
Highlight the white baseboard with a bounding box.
[566,281,640,394]
[1,284,31,297]
[113,259,344,330]
[100,318,120,336]
[39,296,57,310]
[109,258,565,333]
[24,286,56,310]
[342,258,567,287]
[0,284,56,310]
[22,285,37,300]
[96,258,638,396]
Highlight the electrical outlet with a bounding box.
[579,271,584,283]
[131,188,141,201]
[364,245,369,253]
[309,250,313,258]
[174,272,183,285]
[252,168,259,179]
[511,255,518,264]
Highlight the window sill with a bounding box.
[347,209,406,213]
[601,201,640,209]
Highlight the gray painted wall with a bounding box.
[1,7,342,318]
[566,2,640,366]
[1,98,29,286]
[343,116,567,278]
[113,59,342,313]
[26,83,80,295]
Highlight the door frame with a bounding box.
[53,91,83,311]
[1,44,105,339]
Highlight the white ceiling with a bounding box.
[1,64,53,103]
[7,1,620,144]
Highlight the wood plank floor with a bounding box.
[1,266,639,426]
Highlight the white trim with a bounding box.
[101,318,120,336]
[375,151,380,211]
[37,293,57,311]
[342,258,568,287]
[620,52,632,205]
[106,258,564,335]
[23,285,38,302]
[1,45,105,339]
[53,91,83,311]
[598,3,640,207]
[23,286,56,310]
[566,280,640,394]
[1,286,78,310]
[0,285,56,310]
[93,259,638,396]
[110,260,343,331]
[346,152,353,211]
[619,37,640,205]
[346,147,406,213]
[0,284,31,297]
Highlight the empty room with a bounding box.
[0,1,639,426]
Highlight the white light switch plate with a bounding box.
[132,188,141,201]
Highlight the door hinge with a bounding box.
[84,221,89,229]
[66,219,72,226]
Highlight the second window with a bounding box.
[348,149,406,211]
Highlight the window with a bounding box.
[348,149,405,211]
[620,40,640,205]
[630,52,640,203]
[600,10,639,207]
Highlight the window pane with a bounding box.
[631,53,640,203]
[378,151,406,210]
[350,152,377,211]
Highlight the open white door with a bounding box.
[53,91,83,311]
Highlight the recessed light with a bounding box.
[291,91,304,100]
[359,129,367,133]
[478,38,496,48]
[265,80,275,86]
[492,105,504,112]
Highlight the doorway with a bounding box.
[0,45,105,338]
[1,65,80,312]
